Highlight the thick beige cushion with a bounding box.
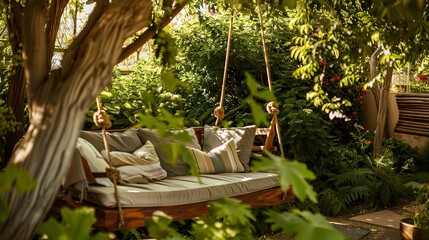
[80,130,142,153]
[203,125,256,172]
[75,138,113,187]
[137,128,200,177]
[84,172,280,207]
[76,138,108,172]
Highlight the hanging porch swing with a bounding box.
[51,3,292,232]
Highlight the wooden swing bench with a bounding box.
[52,6,295,232]
[52,126,295,232]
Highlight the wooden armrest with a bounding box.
[93,172,108,178]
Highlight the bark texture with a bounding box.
[4,1,25,162]
[372,64,393,159]
[0,0,152,238]
[370,45,382,109]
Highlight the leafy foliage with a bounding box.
[0,164,37,222]
[172,8,288,127]
[84,59,184,130]
[315,127,405,216]
[413,187,429,230]
[0,101,19,137]
[145,211,186,239]
[382,137,419,172]
[266,209,346,240]
[145,198,256,240]
[191,198,255,240]
[252,153,317,203]
[287,0,429,116]
[36,207,111,240]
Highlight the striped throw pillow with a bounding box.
[188,139,245,174]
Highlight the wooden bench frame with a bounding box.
[51,126,294,232]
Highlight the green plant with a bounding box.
[0,164,37,222]
[413,187,429,230]
[382,137,419,173]
[315,126,404,216]
[84,61,184,130]
[37,207,111,240]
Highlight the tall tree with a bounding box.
[0,0,186,238]
[2,0,186,162]
[287,0,429,158]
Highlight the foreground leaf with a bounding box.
[266,209,347,240]
[145,211,186,240]
[36,207,110,240]
[252,153,317,202]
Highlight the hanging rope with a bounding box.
[93,97,125,227]
[257,0,284,157]
[215,10,234,126]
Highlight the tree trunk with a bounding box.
[372,63,393,159]
[4,68,25,164]
[0,0,153,238]
[117,2,186,63]
[4,1,25,163]
[370,45,382,110]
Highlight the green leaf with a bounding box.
[245,73,276,102]
[145,211,184,239]
[99,91,113,98]
[124,102,132,109]
[209,198,255,225]
[244,98,269,126]
[0,199,8,222]
[266,210,347,240]
[252,153,317,203]
[0,164,36,193]
[161,143,199,177]
[161,71,179,92]
[36,207,110,240]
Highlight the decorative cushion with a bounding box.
[188,139,245,174]
[203,125,256,172]
[137,128,200,177]
[101,141,167,182]
[75,138,112,187]
[76,138,109,173]
[80,130,142,153]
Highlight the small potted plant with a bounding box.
[400,186,429,240]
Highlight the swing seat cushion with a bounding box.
[84,172,280,208]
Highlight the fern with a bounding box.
[318,189,347,216]
[328,168,374,187]
[338,186,371,205]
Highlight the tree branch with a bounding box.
[372,62,393,159]
[45,0,69,67]
[117,2,186,63]
[62,0,109,76]
[370,44,382,110]
[23,0,49,92]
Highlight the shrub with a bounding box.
[382,137,419,173]
[85,61,183,130]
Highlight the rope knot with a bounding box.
[214,106,225,120]
[106,167,121,182]
[93,110,112,129]
[266,102,279,115]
